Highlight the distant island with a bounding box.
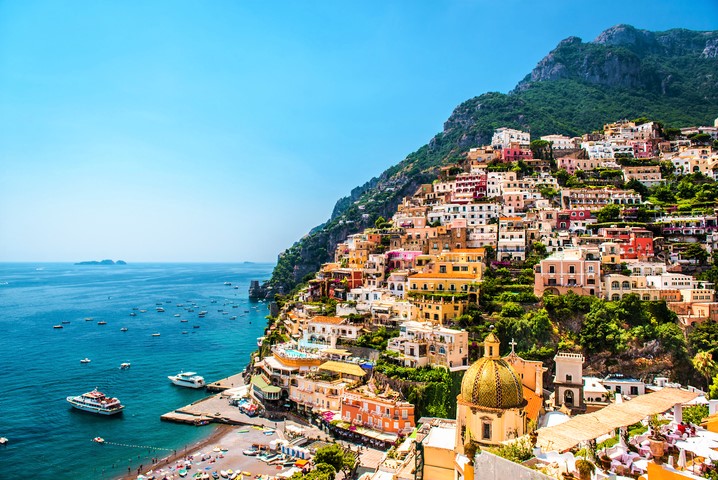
[74,259,127,265]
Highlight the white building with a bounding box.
[541,134,575,150]
[602,374,645,398]
[491,127,530,149]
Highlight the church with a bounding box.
[449,333,545,479]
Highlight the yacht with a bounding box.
[80,358,91,363]
[156,307,165,313]
[53,325,63,329]
[120,362,131,369]
[151,333,161,337]
[97,321,107,325]
[168,371,205,389]
[120,327,128,332]
[66,389,124,415]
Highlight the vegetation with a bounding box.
[268,27,717,293]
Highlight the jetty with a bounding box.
[161,391,280,429]
[205,371,246,392]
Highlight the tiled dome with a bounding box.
[460,333,524,409]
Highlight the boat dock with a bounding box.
[205,372,246,392]
[160,391,280,429]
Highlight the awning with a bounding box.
[319,360,366,377]
[536,387,699,452]
[251,375,281,394]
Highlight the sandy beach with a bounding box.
[116,421,318,480]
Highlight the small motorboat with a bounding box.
[120,327,128,332]
[230,316,237,320]
[0,437,7,445]
[151,333,161,337]
[92,437,105,444]
[193,325,200,329]
[84,317,93,321]
[220,471,228,478]
[53,325,63,329]
[156,307,165,312]
[174,314,180,317]
[80,358,91,364]
[139,309,147,313]
[61,320,71,324]
[180,319,188,323]
[129,312,137,316]
[97,321,107,325]
[182,331,188,335]
[120,363,131,369]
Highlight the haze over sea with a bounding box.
[0,262,273,479]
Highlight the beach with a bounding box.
[116,421,310,480]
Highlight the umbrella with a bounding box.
[678,448,687,469]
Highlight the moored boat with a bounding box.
[80,358,91,363]
[66,388,124,415]
[97,321,107,325]
[168,371,205,389]
[151,333,161,337]
[120,327,128,332]
[53,325,63,329]
[120,362,131,369]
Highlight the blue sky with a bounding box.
[1,1,717,262]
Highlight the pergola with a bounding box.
[536,388,699,452]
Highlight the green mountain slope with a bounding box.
[267,25,718,293]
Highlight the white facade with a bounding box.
[541,134,575,150]
[491,127,530,149]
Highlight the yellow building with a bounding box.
[455,334,530,451]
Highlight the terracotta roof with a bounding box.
[523,386,543,422]
[309,316,345,324]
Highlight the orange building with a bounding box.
[341,385,415,436]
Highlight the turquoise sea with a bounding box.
[0,262,273,479]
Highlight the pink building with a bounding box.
[556,210,593,230]
[387,250,423,270]
[534,248,601,297]
[502,145,534,163]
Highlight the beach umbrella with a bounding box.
[678,448,687,469]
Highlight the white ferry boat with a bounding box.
[66,389,124,415]
[168,371,205,389]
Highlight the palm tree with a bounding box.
[693,351,717,389]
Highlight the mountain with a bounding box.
[267,25,718,294]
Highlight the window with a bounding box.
[564,390,574,407]
[482,422,491,440]
[566,374,572,382]
[630,386,639,396]
[615,385,622,394]
[549,266,555,274]
[569,266,575,274]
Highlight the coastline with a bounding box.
[115,424,232,480]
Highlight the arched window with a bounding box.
[564,390,574,407]
[612,294,620,301]
[622,281,630,290]
[439,346,446,355]
[611,281,620,289]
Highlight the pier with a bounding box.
[205,371,246,392]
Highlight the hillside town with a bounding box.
[249,118,718,480]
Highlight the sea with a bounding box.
[0,262,274,479]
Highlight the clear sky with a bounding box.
[1,1,717,263]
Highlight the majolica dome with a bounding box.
[460,333,524,409]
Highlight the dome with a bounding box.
[460,356,524,409]
[460,334,525,409]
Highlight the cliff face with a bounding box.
[267,24,718,293]
[516,24,718,95]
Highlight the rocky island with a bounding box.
[74,259,127,265]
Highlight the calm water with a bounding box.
[0,262,273,479]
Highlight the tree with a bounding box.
[693,351,717,388]
[313,443,356,478]
[596,204,621,224]
[683,243,709,265]
[688,321,718,354]
[580,302,627,354]
[530,139,552,160]
[291,462,336,480]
